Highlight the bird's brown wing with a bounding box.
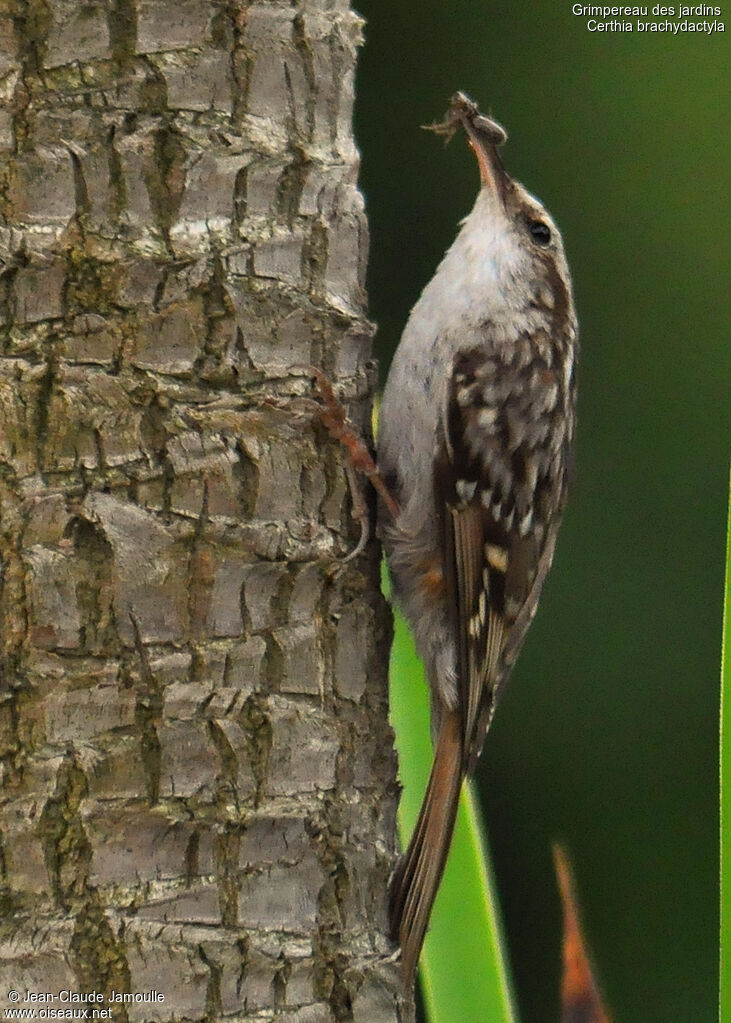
[434,469,509,769]
[435,345,561,769]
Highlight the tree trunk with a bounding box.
[0,2,403,1020]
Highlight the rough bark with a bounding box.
[0,2,403,1020]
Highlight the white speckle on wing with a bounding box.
[485,543,508,573]
[456,479,477,503]
[477,407,499,429]
[518,508,534,536]
[478,589,487,623]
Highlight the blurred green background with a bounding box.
[354,5,729,1021]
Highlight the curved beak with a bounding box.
[425,92,510,197]
[453,93,510,195]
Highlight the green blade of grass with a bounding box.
[720,467,731,1023]
[386,563,517,1023]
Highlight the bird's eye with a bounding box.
[529,220,551,246]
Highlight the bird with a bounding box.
[377,92,578,984]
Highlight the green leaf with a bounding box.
[386,563,518,1023]
[720,467,731,1023]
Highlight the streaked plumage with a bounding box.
[378,93,578,982]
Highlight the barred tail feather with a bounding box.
[389,709,464,983]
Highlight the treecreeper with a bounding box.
[377,92,579,984]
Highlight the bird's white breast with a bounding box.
[378,190,524,524]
